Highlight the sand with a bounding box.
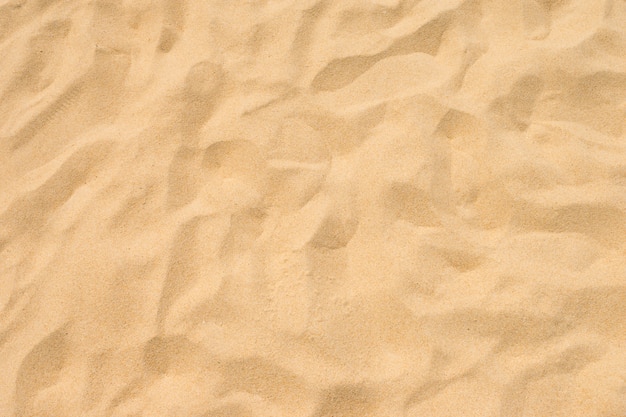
[1,0,626,416]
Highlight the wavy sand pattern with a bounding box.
[1,0,626,416]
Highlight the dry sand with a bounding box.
[1,0,626,416]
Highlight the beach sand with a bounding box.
[1,0,626,416]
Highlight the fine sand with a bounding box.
[1,0,626,416]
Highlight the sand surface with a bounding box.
[1,0,626,416]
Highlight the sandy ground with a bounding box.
[1,0,626,416]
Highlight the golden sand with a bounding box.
[1,0,626,416]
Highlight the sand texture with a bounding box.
[1,0,626,416]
